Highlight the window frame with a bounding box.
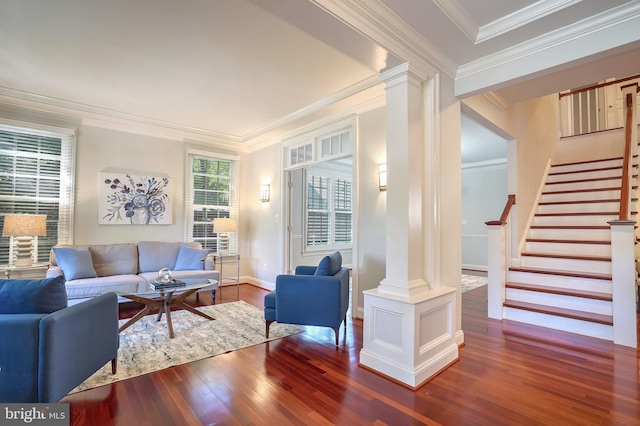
[185,148,239,253]
[0,118,76,265]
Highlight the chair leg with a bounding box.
[111,357,118,374]
[333,327,339,345]
[266,320,274,338]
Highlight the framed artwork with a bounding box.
[99,172,172,225]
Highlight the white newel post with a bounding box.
[360,63,458,388]
[486,222,506,319]
[608,220,637,348]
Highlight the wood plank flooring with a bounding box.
[61,284,640,425]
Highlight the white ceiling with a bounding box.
[1,0,639,149]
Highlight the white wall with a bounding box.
[461,162,508,270]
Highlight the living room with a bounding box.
[1,0,640,424]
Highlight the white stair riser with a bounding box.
[532,215,617,227]
[524,241,611,257]
[551,159,623,174]
[503,307,613,341]
[540,190,621,203]
[547,169,622,183]
[508,271,612,292]
[505,289,612,315]
[520,256,611,274]
[537,202,619,214]
[528,228,611,240]
[545,179,621,192]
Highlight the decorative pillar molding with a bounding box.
[486,222,506,319]
[608,220,638,348]
[360,63,458,388]
[378,63,429,298]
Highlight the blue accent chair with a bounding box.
[0,276,119,403]
[264,252,349,345]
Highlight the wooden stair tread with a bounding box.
[530,225,610,229]
[542,186,636,195]
[525,238,610,245]
[545,175,636,185]
[506,282,612,301]
[534,211,635,216]
[551,156,623,168]
[509,266,612,281]
[538,199,634,205]
[503,300,613,325]
[548,165,622,176]
[521,252,610,261]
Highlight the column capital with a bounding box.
[379,62,427,88]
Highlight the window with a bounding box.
[306,173,352,249]
[185,150,238,253]
[0,122,75,264]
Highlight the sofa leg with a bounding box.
[333,327,340,345]
[111,357,118,374]
[265,320,274,338]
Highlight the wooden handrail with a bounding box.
[486,194,516,226]
[559,74,640,98]
[619,93,633,220]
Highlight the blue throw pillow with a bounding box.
[315,255,332,276]
[0,276,67,314]
[314,252,342,276]
[174,245,208,270]
[53,247,98,281]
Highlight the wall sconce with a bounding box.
[260,184,270,202]
[378,163,387,191]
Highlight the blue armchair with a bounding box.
[264,252,349,345]
[0,276,119,403]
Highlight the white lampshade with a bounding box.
[3,214,47,237]
[213,218,236,233]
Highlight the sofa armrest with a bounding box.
[204,255,215,271]
[0,314,47,402]
[38,292,119,402]
[274,274,342,327]
[46,266,63,279]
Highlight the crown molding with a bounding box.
[476,0,582,43]
[311,0,456,78]
[432,0,478,42]
[482,91,510,111]
[456,1,640,96]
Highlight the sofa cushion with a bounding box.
[314,251,342,276]
[174,245,208,270]
[89,244,138,276]
[0,276,67,314]
[52,247,98,280]
[138,241,201,272]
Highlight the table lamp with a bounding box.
[2,214,47,266]
[213,218,236,255]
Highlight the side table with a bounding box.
[1,263,49,279]
[211,253,240,300]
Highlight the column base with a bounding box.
[359,286,459,388]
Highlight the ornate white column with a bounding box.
[360,63,458,388]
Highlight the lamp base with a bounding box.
[10,236,36,267]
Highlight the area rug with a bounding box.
[69,300,303,394]
[461,274,488,293]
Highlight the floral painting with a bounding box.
[99,172,172,225]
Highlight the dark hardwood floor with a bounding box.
[62,284,640,425]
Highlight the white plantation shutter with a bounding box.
[185,149,239,253]
[305,174,352,249]
[0,121,75,264]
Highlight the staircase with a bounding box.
[501,157,637,341]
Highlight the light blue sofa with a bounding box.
[0,276,119,403]
[264,252,349,345]
[47,241,219,303]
